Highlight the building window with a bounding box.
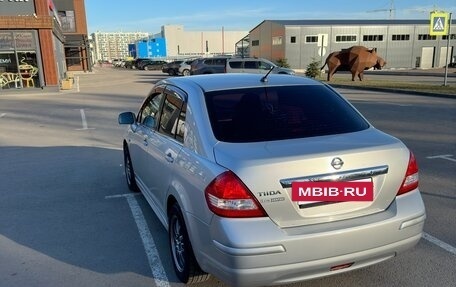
[335,35,357,42]
[57,11,76,33]
[305,36,318,43]
[272,36,282,45]
[363,35,384,41]
[418,34,437,40]
[392,34,410,41]
[290,36,296,43]
[251,40,259,46]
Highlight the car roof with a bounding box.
[160,74,322,92]
[228,57,269,61]
[198,56,231,60]
[227,57,277,66]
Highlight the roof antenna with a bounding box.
[261,66,275,82]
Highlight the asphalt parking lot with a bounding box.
[0,67,454,287]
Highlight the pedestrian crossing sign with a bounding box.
[429,12,449,36]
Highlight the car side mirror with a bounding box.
[118,112,136,125]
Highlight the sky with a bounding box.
[85,0,456,34]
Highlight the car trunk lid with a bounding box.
[213,128,409,228]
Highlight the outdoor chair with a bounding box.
[0,72,21,89]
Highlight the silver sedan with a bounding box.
[118,73,425,287]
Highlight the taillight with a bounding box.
[205,171,267,218]
[397,151,419,196]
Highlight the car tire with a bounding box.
[124,145,139,192]
[182,69,190,76]
[143,65,149,71]
[169,203,209,284]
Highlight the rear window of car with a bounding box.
[205,85,369,143]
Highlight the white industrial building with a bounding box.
[90,26,248,62]
[248,19,456,70]
[159,25,248,57]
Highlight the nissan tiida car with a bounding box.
[118,73,425,287]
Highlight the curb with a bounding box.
[364,70,456,78]
[328,84,456,100]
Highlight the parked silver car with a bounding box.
[118,73,425,287]
[178,59,195,76]
[226,57,295,75]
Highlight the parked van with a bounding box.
[190,57,230,75]
[226,57,295,75]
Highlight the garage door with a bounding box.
[420,47,434,69]
[439,46,453,67]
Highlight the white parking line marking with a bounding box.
[94,145,122,151]
[378,102,412,107]
[0,113,6,118]
[78,109,88,130]
[76,109,95,130]
[426,154,456,163]
[422,232,456,255]
[107,193,170,286]
[105,193,141,199]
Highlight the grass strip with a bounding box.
[316,77,456,96]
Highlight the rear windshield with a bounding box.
[205,85,369,143]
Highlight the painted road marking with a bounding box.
[376,102,412,107]
[422,232,456,255]
[427,154,456,163]
[106,193,170,287]
[76,109,95,130]
[76,76,80,92]
[0,113,6,118]
[88,145,122,151]
[349,99,412,107]
[105,193,141,199]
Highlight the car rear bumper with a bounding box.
[188,189,425,287]
[214,234,420,287]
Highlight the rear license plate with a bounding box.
[292,179,374,205]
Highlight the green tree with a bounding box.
[275,58,290,68]
[305,58,321,78]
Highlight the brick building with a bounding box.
[0,0,89,91]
